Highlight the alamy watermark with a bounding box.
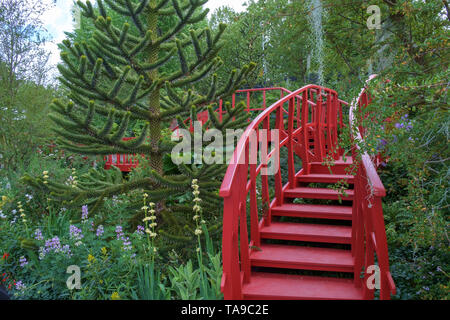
[367,5,381,30]
[66,265,81,290]
[171,121,280,176]
[366,265,381,290]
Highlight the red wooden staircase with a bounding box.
[219,82,396,300]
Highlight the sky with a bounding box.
[43,0,247,70]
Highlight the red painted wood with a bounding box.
[271,203,353,220]
[297,173,354,184]
[284,187,354,201]
[242,273,364,300]
[250,244,354,273]
[260,221,351,244]
[218,82,395,300]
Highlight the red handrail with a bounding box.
[349,77,396,299]
[219,84,342,299]
[105,87,292,172]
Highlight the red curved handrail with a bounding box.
[349,76,396,299]
[219,84,344,299]
[104,87,292,171]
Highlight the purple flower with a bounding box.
[395,123,404,129]
[38,236,72,260]
[115,225,132,251]
[115,225,124,240]
[34,229,43,241]
[15,281,26,291]
[69,225,83,240]
[96,225,104,237]
[81,205,88,221]
[136,225,145,235]
[122,236,132,251]
[19,256,28,267]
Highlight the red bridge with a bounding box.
[105,81,395,300]
[219,81,395,300]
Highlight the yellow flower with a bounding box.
[101,247,108,255]
[111,292,121,300]
[87,254,96,264]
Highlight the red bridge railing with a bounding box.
[350,78,396,299]
[104,87,292,172]
[219,85,343,299]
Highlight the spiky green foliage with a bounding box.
[22,0,256,238]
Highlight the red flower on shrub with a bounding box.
[1,253,9,260]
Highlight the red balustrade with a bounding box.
[104,87,291,172]
[349,79,396,299]
[219,85,345,299]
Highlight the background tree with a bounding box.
[0,0,55,172]
[23,0,255,241]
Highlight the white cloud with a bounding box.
[43,0,246,74]
[205,0,246,16]
[42,0,74,73]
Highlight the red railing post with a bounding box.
[287,97,296,187]
[349,77,395,300]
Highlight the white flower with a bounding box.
[195,228,202,236]
[143,217,151,222]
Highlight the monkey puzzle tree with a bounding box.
[23,0,255,237]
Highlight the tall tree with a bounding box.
[23,0,255,239]
[0,0,55,171]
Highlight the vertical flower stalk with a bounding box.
[18,201,28,236]
[142,193,157,262]
[71,168,78,188]
[191,179,205,265]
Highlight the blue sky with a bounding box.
[43,0,246,69]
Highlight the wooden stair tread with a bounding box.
[272,203,353,220]
[297,173,354,183]
[260,221,351,244]
[284,187,354,200]
[250,244,354,272]
[310,156,353,165]
[242,272,363,300]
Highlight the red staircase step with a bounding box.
[297,173,354,184]
[284,187,354,200]
[260,221,351,244]
[309,158,352,174]
[272,203,353,220]
[242,272,363,300]
[250,244,354,273]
